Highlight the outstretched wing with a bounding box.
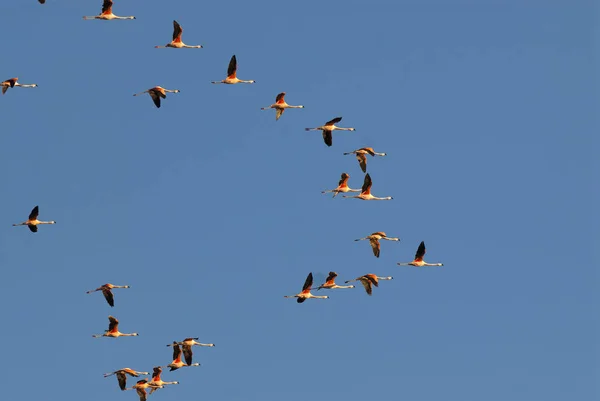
[325,117,342,125]
[361,174,372,194]
[369,238,381,258]
[325,271,338,282]
[117,371,127,391]
[227,55,237,78]
[137,387,147,401]
[275,108,284,120]
[108,316,119,331]
[356,153,367,173]
[322,130,333,147]
[152,366,162,379]
[338,173,349,187]
[102,288,115,307]
[171,342,182,361]
[359,278,373,295]
[101,0,113,15]
[301,272,313,293]
[172,20,183,42]
[275,92,286,103]
[28,225,38,233]
[149,92,161,108]
[361,147,376,156]
[29,206,39,221]
[182,343,193,365]
[415,241,426,261]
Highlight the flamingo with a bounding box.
[147,366,179,394]
[397,241,444,267]
[155,20,202,48]
[92,316,139,338]
[211,55,255,84]
[305,117,355,147]
[343,147,386,173]
[127,379,162,401]
[261,92,304,120]
[86,283,130,307]
[83,0,135,20]
[355,232,400,258]
[104,368,149,391]
[133,86,180,109]
[321,173,361,198]
[284,272,329,303]
[12,206,55,233]
[316,272,355,290]
[345,274,393,296]
[166,342,200,371]
[343,173,392,200]
[168,338,215,366]
[1,77,38,95]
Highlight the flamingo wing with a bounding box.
[365,274,379,287]
[338,173,349,187]
[361,147,376,156]
[275,108,285,120]
[356,153,367,172]
[171,342,182,361]
[275,92,286,103]
[1,85,7,95]
[136,387,147,401]
[322,130,333,147]
[39,0,45,3]
[361,174,372,195]
[101,0,113,15]
[172,20,183,42]
[102,288,115,307]
[301,272,313,292]
[359,277,373,295]
[296,297,306,303]
[28,225,38,233]
[149,91,162,108]
[108,315,119,331]
[369,238,381,258]
[182,343,193,365]
[325,271,338,282]
[325,117,342,125]
[28,206,39,221]
[152,366,161,379]
[415,241,426,261]
[116,371,127,391]
[227,55,237,78]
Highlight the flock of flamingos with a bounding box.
[9,1,446,400]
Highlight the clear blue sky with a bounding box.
[0,1,595,400]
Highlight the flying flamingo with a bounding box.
[12,206,55,233]
[126,379,162,401]
[211,55,255,84]
[284,272,329,303]
[321,173,361,198]
[343,173,393,200]
[86,283,130,307]
[316,272,355,290]
[83,0,135,20]
[305,117,355,147]
[147,366,179,394]
[155,20,202,48]
[1,77,38,95]
[355,232,400,258]
[397,241,444,267]
[104,368,149,391]
[345,274,393,296]
[166,342,200,371]
[168,338,215,366]
[261,92,304,120]
[92,316,139,338]
[343,147,387,173]
[133,86,180,108]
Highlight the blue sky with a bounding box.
[0,1,595,400]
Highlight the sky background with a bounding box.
[0,1,596,400]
